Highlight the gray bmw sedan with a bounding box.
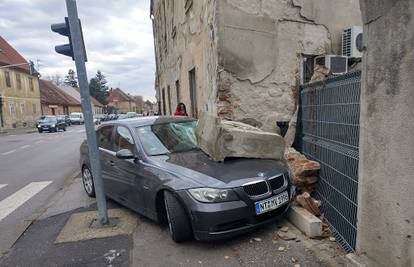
[80,116,293,242]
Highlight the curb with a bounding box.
[287,205,323,238]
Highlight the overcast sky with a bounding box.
[0,0,156,100]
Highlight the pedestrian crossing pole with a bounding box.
[51,0,109,224]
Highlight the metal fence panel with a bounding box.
[295,71,361,252]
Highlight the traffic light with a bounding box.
[51,17,74,59]
[0,95,3,108]
[51,17,87,61]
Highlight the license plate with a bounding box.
[255,191,289,215]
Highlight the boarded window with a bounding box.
[5,71,11,87]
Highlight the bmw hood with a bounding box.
[149,150,288,188]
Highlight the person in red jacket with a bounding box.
[174,103,188,116]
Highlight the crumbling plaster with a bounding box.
[216,0,332,132]
[153,0,361,133]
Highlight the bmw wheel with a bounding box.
[164,191,192,242]
[82,165,95,197]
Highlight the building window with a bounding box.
[20,102,25,114]
[5,71,11,87]
[32,103,37,114]
[16,73,22,90]
[175,80,180,104]
[167,85,172,115]
[8,102,15,115]
[161,88,166,115]
[189,68,197,118]
[29,77,34,91]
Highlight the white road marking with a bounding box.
[2,150,16,156]
[0,184,7,190]
[77,130,85,133]
[20,145,30,150]
[0,181,52,222]
[35,140,43,144]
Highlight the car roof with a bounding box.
[100,116,196,128]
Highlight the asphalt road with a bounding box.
[0,125,86,254]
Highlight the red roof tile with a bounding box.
[0,36,30,72]
[39,79,80,106]
[72,87,104,107]
[108,88,133,103]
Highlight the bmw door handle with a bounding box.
[107,160,115,166]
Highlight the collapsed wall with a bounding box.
[213,0,332,133]
[196,112,285,161]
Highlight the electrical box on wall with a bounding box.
[342,26,363,58]
[314,55,348,75]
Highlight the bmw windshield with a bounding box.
[136,121,198,156]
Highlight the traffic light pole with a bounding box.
[65,0,109,225]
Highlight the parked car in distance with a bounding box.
[70,112,84,125]
[37,116,66,133]
[57,115,72,126]
[36,115,46,127]
[80,116,293,243]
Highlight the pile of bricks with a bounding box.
[285,148,321,216]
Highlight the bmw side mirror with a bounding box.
[116,149,136,159]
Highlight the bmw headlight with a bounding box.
[188,188,238,203]
[51,124,55,127]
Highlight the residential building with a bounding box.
[143,100,158,115]
[107,88,136,114]
[150,0,361,131]
[39,79,79,115]
[58,85,104,114]
[132,95,144,114]
[0,36,41,129]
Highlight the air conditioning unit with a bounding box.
[342,26,363,58]
[314,55,348,75]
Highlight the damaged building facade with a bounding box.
[150,0,361,132]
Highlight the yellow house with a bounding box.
[0,36,41,129]
[107,88,137,114]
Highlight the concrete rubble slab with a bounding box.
[55,208,138,243]
[288,205,323,238]
[196,112,285,162]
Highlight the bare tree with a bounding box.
[45,73,64,85]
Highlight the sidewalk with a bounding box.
[0,127,37,136]
[0,176,347,267]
